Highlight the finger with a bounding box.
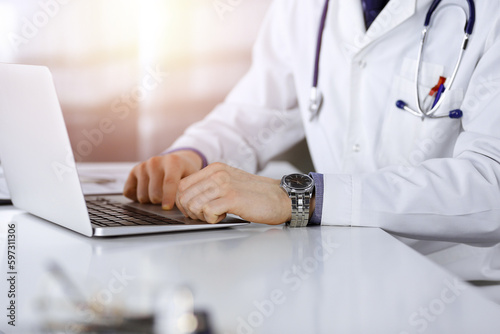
[162,167,183,210]
[177,179,223,220]
[136,164,151,204]
[123,168,138,201]
[202,198,229,224]
[176,190,200,220]
[175,195,188,218]
[177,187,212,221]
[178,162,229,192]
[147,163,164,205]
[187,197,207,221]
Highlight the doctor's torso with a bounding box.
[278,0,498,174]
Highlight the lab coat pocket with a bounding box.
[378,61,463,168]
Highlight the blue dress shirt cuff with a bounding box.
[160,147,208,169]
[309,172,324,226]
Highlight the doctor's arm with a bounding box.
[124,153,298,224]
[123,0,307,222]
[319,22,500,244]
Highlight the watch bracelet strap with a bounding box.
[289,193,311,228]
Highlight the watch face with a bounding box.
[284,174,313,190]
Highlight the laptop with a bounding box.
[0,63,249,237]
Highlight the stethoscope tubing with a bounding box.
[309,0,475,121]
[309,0,330,121]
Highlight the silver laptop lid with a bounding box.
[0,63,93,236]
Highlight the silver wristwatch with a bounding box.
[280,173,315,228]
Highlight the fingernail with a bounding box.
[162,204,172,210]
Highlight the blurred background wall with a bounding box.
[0,0,272,162]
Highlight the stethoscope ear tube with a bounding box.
[396,100,463,119]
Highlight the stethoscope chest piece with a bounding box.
[309,87,323,121]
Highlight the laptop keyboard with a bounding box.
[86,199,184,228]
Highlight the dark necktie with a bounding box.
[361,0,390,29]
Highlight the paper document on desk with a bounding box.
[76,162,135,195]
[0,162,136,200]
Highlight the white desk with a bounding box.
[1,206,500,334]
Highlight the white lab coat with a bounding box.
[169,0,500,243]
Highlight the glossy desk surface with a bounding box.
[1,206,499,334]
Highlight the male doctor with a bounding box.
[124,0,500,243]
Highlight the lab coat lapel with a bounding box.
[337,1,366,56]
[337,0,417,56]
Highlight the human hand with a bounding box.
[175,162,293,225]
[123,150,203,210]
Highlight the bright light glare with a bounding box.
[139,0,171,65]
[0,3,18,62]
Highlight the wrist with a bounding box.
[170,150,204,171]
[309,193,316,219]
[280,173,315,227]
[277,180,293,222]
[163,147,208,170]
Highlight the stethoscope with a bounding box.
[309,0,476,121]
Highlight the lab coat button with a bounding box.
[353,144,361,152]
[358,60,366,69]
